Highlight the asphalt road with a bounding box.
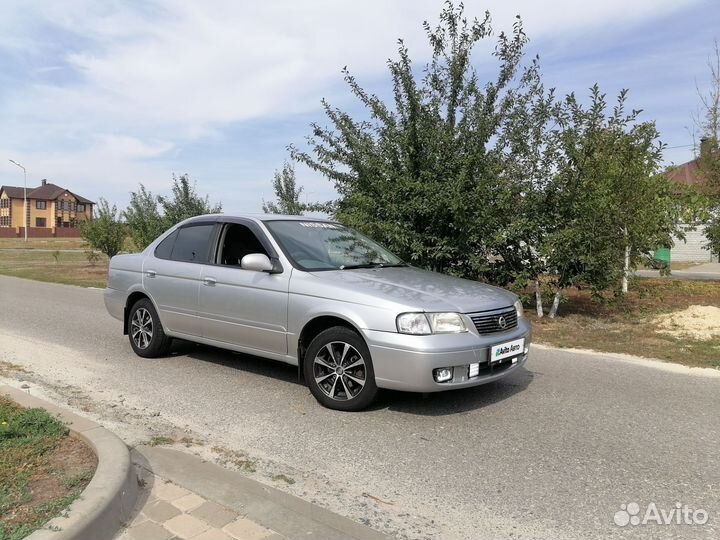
[0,275,718,539]
[636,269,719,281]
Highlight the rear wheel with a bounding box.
[128,298,171,358]
[304,326,378,411]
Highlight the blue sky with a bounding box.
[0,0,718,212]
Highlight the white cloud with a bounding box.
[0,0,706,210]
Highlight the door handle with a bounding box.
[203,277,217,286]
[146,270,156,278]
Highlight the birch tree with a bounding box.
[543,87,680,316]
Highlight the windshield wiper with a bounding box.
[339,262,408,270]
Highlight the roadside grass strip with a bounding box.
[0,396,96,540]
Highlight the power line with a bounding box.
[665,143,694,149]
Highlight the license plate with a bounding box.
[490,338,525,363]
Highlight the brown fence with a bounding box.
[54,228,83,238]
[24,227,54,238]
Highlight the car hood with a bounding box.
[309,266,516,313]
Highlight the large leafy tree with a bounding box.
[123,174,221,250]
[490,61,559,314]
[291,2,551,278]
[290,1,682,318]
[542,87,681,316]
[81,198,126,259]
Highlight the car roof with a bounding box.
[181,213,332,224]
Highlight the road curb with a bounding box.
[132,446,390,540]
[0,385,138,540]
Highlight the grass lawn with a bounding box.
[528,278,720,369]
[0,250,108,288]
[0,238,87,250]
[0,396,96,540]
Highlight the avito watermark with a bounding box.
[614,502,709,527]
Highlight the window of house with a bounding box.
[77,204,85,212]
[35,217,46,227]
[36,200,47,210]
[170,224,215,263]
[218,224,269,266]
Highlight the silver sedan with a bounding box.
[104,214,531,410]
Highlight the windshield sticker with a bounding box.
[299,222,342,229]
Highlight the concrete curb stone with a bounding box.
[0,385,138,540]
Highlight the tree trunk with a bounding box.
[535,278,544,318]
[548,290,562,318]
[622,226,629,294]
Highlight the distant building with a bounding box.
[664,138,718,263]
[0,179,94,238]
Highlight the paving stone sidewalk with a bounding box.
[118,467,283,540]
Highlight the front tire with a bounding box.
[304,326,378,411]
[128,298,171,358]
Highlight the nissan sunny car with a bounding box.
[104,214,531,410]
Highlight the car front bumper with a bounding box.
[365,318,531,392]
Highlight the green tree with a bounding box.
[695,40,720,255]
[262,162,314,215]
[542,87,681,316]
[491,64,560,315]
[123,174,221,250]
[290,2,550,279]
[123,184,164,250]
[81,198,126,259]
[159,174,222,226]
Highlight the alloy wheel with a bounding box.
[131,307,153,350]
[312,341,367,401]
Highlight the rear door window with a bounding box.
[170,224,215,263]
[154,231,178,260]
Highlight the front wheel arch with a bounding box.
[303,325,378,411]
[297,315,363,382]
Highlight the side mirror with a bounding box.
[240,253,274,272]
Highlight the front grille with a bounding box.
[469,307,517,334]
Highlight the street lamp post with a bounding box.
[9,159,28,241]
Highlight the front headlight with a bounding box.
[396,313,432,335]
[514,299,524,318]
[427,312,467,333]
[397,312,468,334]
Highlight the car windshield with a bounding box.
[264,220,405,271]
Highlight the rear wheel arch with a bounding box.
[127,297,172,357]
[123,291,157,335]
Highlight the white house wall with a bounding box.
[670,224,717,262]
